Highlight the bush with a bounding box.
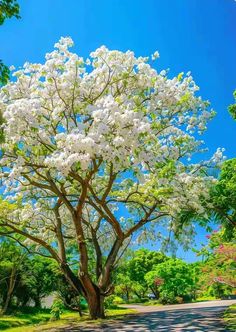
[104,295,118,309]
[140,297,149,303]
[113,296,125,305]
[50,297,64,321]
[79,297,88,310]
[159,291,176,304]
[182,294,193,303]
[104,295,125,308]
[175,296,184,304]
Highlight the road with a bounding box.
[51,300,236,332]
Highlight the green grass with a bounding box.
[0,308,51,330]
[223,304,236,331]
[106,307,136,318]
[193,296,220,302]
[0,307,136,332]
[142,300,163,306]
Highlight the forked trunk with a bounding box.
[60,263,105,319]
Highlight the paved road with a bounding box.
[51,300,236,332]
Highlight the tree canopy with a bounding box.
[145,258,196,303]
[0,37,223,319]
[229,90,236,120]
[0,0,20,25]
[0,0,20,85]
[210,158,236,235]
[0,238,57,314]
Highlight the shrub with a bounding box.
[113,296,124,305]
[104,295,118,309]
[50,297,64,321]
[175,296,184,304]
[79,297,88,310]
[159,291,176,304]
[182,294,193,303]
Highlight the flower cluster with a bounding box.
[0,37,221,244]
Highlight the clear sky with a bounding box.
[0,0,236,261]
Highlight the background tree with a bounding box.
[209,158,236,237]
[0,0,20,25]
[204,90,236,235]
[145,258,197,304]
[197,227,236,298]
[124,249,167,299]
[0,239,25,315]
[21,256,58,308]
[114,273,133,302]
[228,90,236,120]
[0,0,20,85]
[0,61,10,86]
[0,37,219,319]
[0,237,59,313]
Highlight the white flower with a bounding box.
[151,51,160,60]
[0,37,217,247]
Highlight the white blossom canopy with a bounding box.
[0,37,223,253]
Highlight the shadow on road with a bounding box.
[54,306,229,331]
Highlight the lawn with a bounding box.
[0,307,136,332]
[223,304,236,331]
[0,308,51,331]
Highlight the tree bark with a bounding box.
[126,288,130,301]
[0,266,17,315]
[1,293,12,315]
[60,262,105,319]
[86,290,105,319]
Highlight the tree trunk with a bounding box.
[63,294,83,317]
[87,292,105,320]
[126,288,130,301]
[134,290,142,299]
[150,285,160,299]
[61,264,105,319]
[0,293,12,316]
[34,296,41,308]
[0,267,17,315]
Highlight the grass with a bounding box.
[194,296,219,302]
[142,300,163,306]
[223,304,236,331]
[0,308,51,330]
[0,307,137,332]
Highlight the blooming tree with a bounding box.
[0,37,220,318]
[200,228,236,292]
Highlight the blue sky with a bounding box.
[0,0,236,261]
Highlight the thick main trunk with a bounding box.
[60,263,105,319]
[87,292,105,320]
